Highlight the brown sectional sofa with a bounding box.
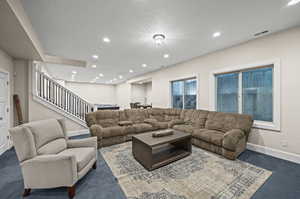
[85,108,253,160]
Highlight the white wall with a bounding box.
[0,49,14,128]
[126,27,300,156]
[131,84,146,104]
[145,82,152,104]
[65,82,116,105]
[116,82,131,109]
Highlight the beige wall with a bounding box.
[123,27,300,155]
[0,49,14,128]
[13,59,29,123]
[65,82,116,105]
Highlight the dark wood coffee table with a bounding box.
[132,130,191,171]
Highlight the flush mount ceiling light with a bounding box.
[153,34,166,45]
[142,64,147,68]
[92,54,99,59]
[103,37,111,43]
[91,64,97,68]
[99,73,104,77]
[213,32,221,38]
[129,69,134,73]
[163,54,169,58]
[288,0,300,6]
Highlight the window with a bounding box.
[216,73,239,113]
[211,60,280,131]
[171,78,197,109]
[242,67,273,122]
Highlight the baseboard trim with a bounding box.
[247,143,300,164]
[67,129,89,137]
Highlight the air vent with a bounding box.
[254,30,269,37]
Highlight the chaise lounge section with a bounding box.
[86,108,253,160]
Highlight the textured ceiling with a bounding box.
[21,0,300,84]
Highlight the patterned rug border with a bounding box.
[100,142,272,199]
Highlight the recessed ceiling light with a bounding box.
[129,69,134,73]
[163,54,169,58]
[103,37,111,43]
[288,0,300,6]
[91,64,97,68]
[99,73,104,77]
[95,77,99,79]
[153,34,166,45]
[72,70,77,74]
[92,54,99,59]
[119,75,123,79]
[142,64,147,68]
[213,32,221,38]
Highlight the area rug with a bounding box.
[100,142,271,199]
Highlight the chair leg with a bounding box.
[23,189,31,197]
[67,186,76,199]
[92,162,97,169]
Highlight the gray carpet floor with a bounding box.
[0,134,299,199]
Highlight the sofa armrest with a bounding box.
[168,119,185,128]
[67,137,97,149]
[222,129,245,151]
[21,154,77,188]
[90,124,103,139]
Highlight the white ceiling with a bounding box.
[21,0,300,84]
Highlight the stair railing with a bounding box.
[34,69,93,122]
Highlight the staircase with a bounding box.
[32,65,94,126]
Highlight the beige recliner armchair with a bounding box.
[9,118,97,198]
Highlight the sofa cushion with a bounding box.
[172,124,194,133]
[58,147,94,171]
[164,108,181,121]
[144,118,169,130]
[205,112,253,134]
[193,129,224,147]
[94,110,120,127]
[180,109,195,124]
[144,118,158,123]
[101,126,125,138]
[191,110,209,128]
[123,125,136,135]
[146,121,169,129]
[24,119,67,155]
[148,108,165,122]
[37,138,67,155]
[133,123,153,133]
[125,109,149,123]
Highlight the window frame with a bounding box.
[209,59,281,131]
[170,76,198,109]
